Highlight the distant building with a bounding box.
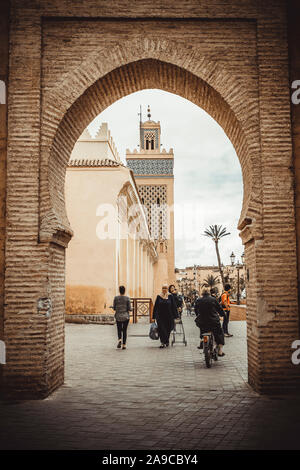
[65,124,157,315]
[176,264,246,299]
[126,106,175,294]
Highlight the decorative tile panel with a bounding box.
[127,158,173,175]
[138,185,168,240]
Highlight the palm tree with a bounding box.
[203,225,230,290]
[202,274,220,291]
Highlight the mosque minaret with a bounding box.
[126,106,175,293]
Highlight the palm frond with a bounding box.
[203,224,230,240]
[202,274,220,288]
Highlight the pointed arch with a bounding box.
[39,39,262,247]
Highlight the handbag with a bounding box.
[149,322,159,340]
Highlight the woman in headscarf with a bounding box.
[153,284,177,348]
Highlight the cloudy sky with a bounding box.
[88,89,244,268]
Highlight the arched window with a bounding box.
[157,197,160,206]
[159,211,163,238]
[151,139,154,150]
[146,139,149,149]
[160,242,164,253]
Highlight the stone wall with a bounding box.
[0,0,9,384]
[288,0,300,341]
[230,305,247,322]
[2,0,300,397]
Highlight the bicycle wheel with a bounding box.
[213,348,218,361]
[204,343,212,368]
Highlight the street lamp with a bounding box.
[230,251,244,305]
[236,260,242,305]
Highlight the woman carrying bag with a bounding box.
[152,284,178,348]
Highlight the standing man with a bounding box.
[221,283,233,337]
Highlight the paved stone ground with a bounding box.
[1,316,300,450]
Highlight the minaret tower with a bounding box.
[126,106,175,292]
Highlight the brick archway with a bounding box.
[40,40,262,247]
[3,17,300,398]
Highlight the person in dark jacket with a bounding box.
[169,284,183,318]
[168,284,182,333]
[195,289,225,357]
[153,284,178,348]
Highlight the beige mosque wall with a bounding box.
[65,285,107,315]
[65,166,125,314]
[65,126,158,315]
[153,256,169,297]
[71,124,121,162]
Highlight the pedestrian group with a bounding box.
[112,282,233,356]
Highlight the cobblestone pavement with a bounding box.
[1,316,300,450]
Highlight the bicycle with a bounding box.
[202,332,218,368]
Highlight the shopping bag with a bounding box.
[149,322,159,340]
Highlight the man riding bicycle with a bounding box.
[195,289,225,357]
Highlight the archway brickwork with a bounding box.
[2,0,300,397]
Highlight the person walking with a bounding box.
[185,299,191,316]
[221,283,233,337]
[113,285,132,349]
[153,284,178,348]
[169,284,182,333]
[195,289,225,357]
[169,284,183,318]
